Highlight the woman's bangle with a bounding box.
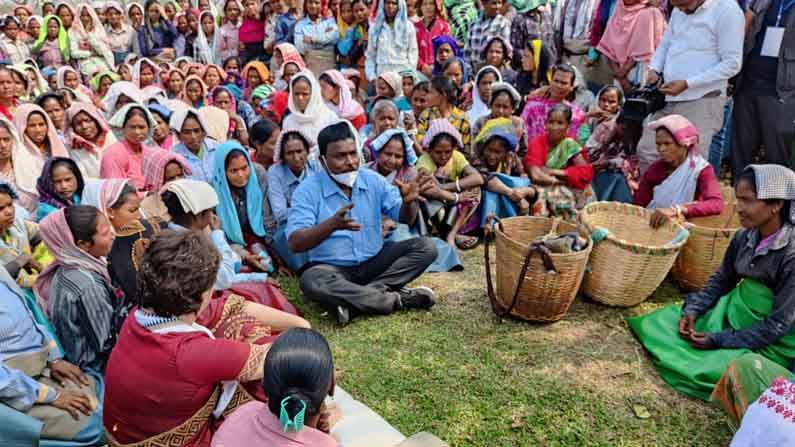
[456,179,462,192]
[453,193,460,204]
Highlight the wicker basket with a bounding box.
[484,216,592,322]
[672,200,741,291]
[579,202,689,307]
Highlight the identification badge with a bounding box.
[761,26,785,57]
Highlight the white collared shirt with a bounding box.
[650,0,745,101]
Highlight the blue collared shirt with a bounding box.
[286,168,402,266]
[172,138,219,184]
[293,17,339,54]
[267,159,323,225]
[0,282,61,411]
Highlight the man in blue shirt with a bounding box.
[287,122,438,324]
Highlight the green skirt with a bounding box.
[626,279,795,401]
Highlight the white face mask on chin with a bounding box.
[323,156,359,188]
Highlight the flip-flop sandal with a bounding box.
[455,235,479,250]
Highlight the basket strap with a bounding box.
[499,243,558,317]
[484,215,507,316]
[484,215,559,319]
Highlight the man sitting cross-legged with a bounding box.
[287,121,438,324]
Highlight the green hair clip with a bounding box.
[279,396,306,433]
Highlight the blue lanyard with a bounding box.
[778,0,795,26]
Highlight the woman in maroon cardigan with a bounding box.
[633,114,723,228]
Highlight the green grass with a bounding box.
[281,249,733,446]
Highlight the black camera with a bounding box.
[623,84,667,122]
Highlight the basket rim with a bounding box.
[580,201,688,254]
[682,221,742,236]
[494,216,593,258]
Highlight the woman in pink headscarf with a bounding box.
[271,43,306,87]
[318,69,366,129]
[100,104,163,192]
[634,114,723,228]
[596,0,665,91]
[139,150,193,222]
[34,205,122,373]
[12,104,69,201]
[66,102,117,178]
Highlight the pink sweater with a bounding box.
[100,140,161,192]
[239,17,265,44]
[634,159,724,218]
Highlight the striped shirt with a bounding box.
[49,268,122,373]
[464,15,511,72]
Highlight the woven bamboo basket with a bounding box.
[672,196,741,291]
[579,202,689,307]
[484,216,592,322]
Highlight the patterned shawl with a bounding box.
[370,0,412,53]
[142,148,193,192]
[65,102,116,155]
[369,128,417,166]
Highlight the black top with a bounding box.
[107,219,164,307]
[744,0,788,92]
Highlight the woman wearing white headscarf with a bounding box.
[364,0,418,81]
[0,117,37,213]
[467,65,501,126]
[281,70,337,159]
[69,3,115,76]
[55,66,94,104]
[101,81,143,118]
[104,1,136,65]
[0,16,31,65]
[194,9,220,65]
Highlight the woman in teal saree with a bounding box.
[628,164,795,401]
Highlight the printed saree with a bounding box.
[533,137,594,219]
[711,353,793,430]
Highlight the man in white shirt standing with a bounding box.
[636,0,745,173]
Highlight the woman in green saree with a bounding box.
[523,103,594,219]
[628,164,795,401]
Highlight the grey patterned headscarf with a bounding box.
[746,164,795,223]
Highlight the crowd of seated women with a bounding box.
[0,60,736,447]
